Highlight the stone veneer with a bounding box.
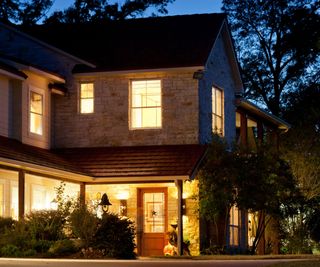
[54,71,199,147]
[85,181,200,256]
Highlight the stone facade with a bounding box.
[53,71,199,148]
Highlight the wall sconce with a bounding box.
[98,193,112,213]
[119,199,127,217]
[182,198,186,215]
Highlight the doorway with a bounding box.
[137,188,167,256]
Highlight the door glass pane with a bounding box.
[143,192,165,233]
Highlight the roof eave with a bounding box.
[238,99,291,131]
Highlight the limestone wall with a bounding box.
[54,71,199,147]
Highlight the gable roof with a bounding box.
[20,13,226,73]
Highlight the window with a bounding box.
[30,91,43,135]
[80,83,94,114]
[212,86,223,134]
[130,80,162,129]
[229,205,239,246]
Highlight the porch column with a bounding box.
[176,179,183,256]
[80,183,86,207]
[18,170,25,219]
[240,112,247,147]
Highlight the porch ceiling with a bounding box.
[54,145,207,179]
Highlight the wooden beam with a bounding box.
[18,170,25,219]
[176,179,183,256]
[80,183,86,206]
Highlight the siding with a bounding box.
[199,27,237,144]
[0,76,9,137]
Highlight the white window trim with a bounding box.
[212,85,224,136]
[79,82,95,114]
[129,79,163,130]
[28,86,45,137]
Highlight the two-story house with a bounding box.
[0,13,289,256]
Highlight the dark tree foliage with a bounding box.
[222,0,320,116]
[0,0,53,25]
[199,136,299,253]
[280,84,320,247]
[45,0,175,24]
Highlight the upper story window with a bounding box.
[212,86,223,135]
[130,80,162,129]
[80,83,94,114]
[29,91,43,135]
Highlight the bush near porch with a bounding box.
[0,185,136,259]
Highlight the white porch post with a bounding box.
[176,179,183,256]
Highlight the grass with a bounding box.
[268,260,320,267]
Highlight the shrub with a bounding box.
[25,210,66,241]
[30,239,53,253]
[0,244,21,257]
[0,217,15,233]
[48,239,77,256]
[93,213,136,259]
[69,206,98,247]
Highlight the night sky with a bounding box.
[49,0,223,16]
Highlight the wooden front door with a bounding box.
[138,188,167,256]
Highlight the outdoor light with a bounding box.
[98,193,112,213]
[119,199,127,217]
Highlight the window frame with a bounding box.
[29,88,44,136]
[129,79,162,130]
[212,86,224,135]
[79,82,95,114]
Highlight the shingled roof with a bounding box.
[0,136,85,175]
[20,13,226,73]
[54,145,207,178]
[0,136,206,180]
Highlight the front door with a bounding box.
[138,188,167,256]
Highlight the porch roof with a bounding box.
[0,136,86,176]
[54,145,207,179]
[0,136,207,180]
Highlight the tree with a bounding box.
[222,0,320,116]
[0,0,53,25]
[280,83,320,252]
[45,0,175,24]
[199,136,299,254]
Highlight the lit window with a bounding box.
[30,91,43,135]
[80,83,94,114]
[130,80,162,129]
[212,86,223,135]
[229,205,239,246]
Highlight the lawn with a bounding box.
[268,260,320,267]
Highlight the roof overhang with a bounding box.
[237,99,291,131]
[0,22,96,68]
[0,68,27,80]
[0,157,92,183]
[73,66,205,77]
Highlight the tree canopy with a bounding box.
[198,136,299,253]
[222,0,320,116]
[0,0,175,25]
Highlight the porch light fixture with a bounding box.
[193,70,204,80]
[98,193,112,213]
[119,199,127,217]
[182,198,186,215]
